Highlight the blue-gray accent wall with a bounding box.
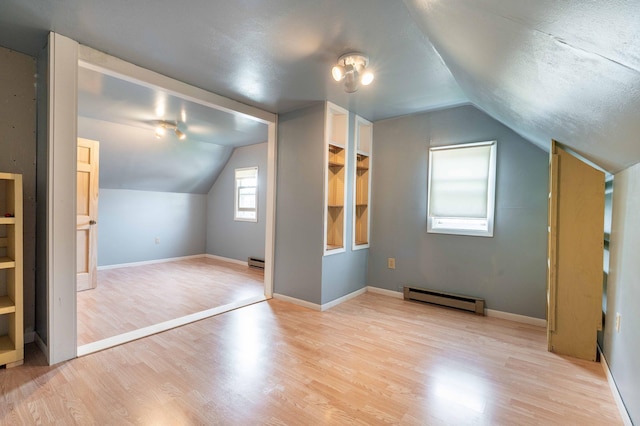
[275,103,369,306]
[274,104,325,304]
[97,189,207,266]
[206,142,268,262]
[603,163,640,423]
[321,112,368,304]
[368,105,549,319]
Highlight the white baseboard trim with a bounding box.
[273,288,367,312]
[599,348,633,426]
[485,309,547,327]
[321,288,367,311]
[366,286,404,299]
[203,254,248,266]
[272,293,321,311]
[98,254,206,271]
[77,295,267,357]
[365,286,546,327]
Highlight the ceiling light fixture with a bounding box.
[155,121,186,140]
[331,52,374,93]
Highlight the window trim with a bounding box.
[427,140,497,237]
[234,166,258,222]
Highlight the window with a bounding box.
[427,141,496,237]
[234,167,258,222]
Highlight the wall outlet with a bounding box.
[155,237,160,245]
[387,258,396,269]
[615,312,621,332]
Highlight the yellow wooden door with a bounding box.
[77,138,99,291]
[547,140,604,361]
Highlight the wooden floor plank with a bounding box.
[2,293,623,424]
[77,257,264,345]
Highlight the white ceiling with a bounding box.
[1,0,639,174]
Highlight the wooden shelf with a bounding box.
[0,296,16,315]
[325,105,348,254]
[0,256,16,269]
[353,116,372,251]
[0,335,16,358]
[0,172,23,367]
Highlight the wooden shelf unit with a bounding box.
[324,103,349,254]
[0,172,23,368]
[353,116,372,250]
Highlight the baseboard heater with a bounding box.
[247,257,265,269]
[403,286,485,316]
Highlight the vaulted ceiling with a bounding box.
[1,0,638,174]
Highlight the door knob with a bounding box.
[89,220,97,225]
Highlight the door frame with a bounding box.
[42,32,278,364]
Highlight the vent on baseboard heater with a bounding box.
[403,286,485,316]
[247,257,265,269]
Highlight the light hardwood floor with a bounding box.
[77,257,264,346]
[2,293,622,425]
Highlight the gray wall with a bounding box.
[206,142,267,261]
[0,46,37,337]
[603,163,640,423]
[97,189,207,266]
[321,112,368,304]
[275,103,369,305]
[274,104,325,304]
[368,105,548,318]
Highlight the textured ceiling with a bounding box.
[1,0,639,173]
[77,67,267,193]
[0,0,467,121]
[404,0,640,173]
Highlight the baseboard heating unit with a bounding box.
[403,286,485,315]
[247,257,265,269]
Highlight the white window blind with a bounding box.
[428,141,496,237]
[235,167,258,221]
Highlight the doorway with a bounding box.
[33,34,278,362]
[74,59,274,355]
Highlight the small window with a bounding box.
[427,141,496,237]
[234,167,258,222]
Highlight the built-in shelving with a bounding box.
[0,172,23,368]
[324,103,349,254]
[353,115,372,250]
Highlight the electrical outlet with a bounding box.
[387,258,396,269]
[155,237,160,245]
[615,313,621,332]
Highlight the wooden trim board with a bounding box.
[77,295,267,357]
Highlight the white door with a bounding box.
[77,138,99,291]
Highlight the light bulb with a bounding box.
[361,70,374,86]
[175,129,186,140]
[332,64,345,81]
[155,126,166,138]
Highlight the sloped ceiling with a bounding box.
[404,0,640,173]
[0,0,639,173]
[77,67,267,193]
